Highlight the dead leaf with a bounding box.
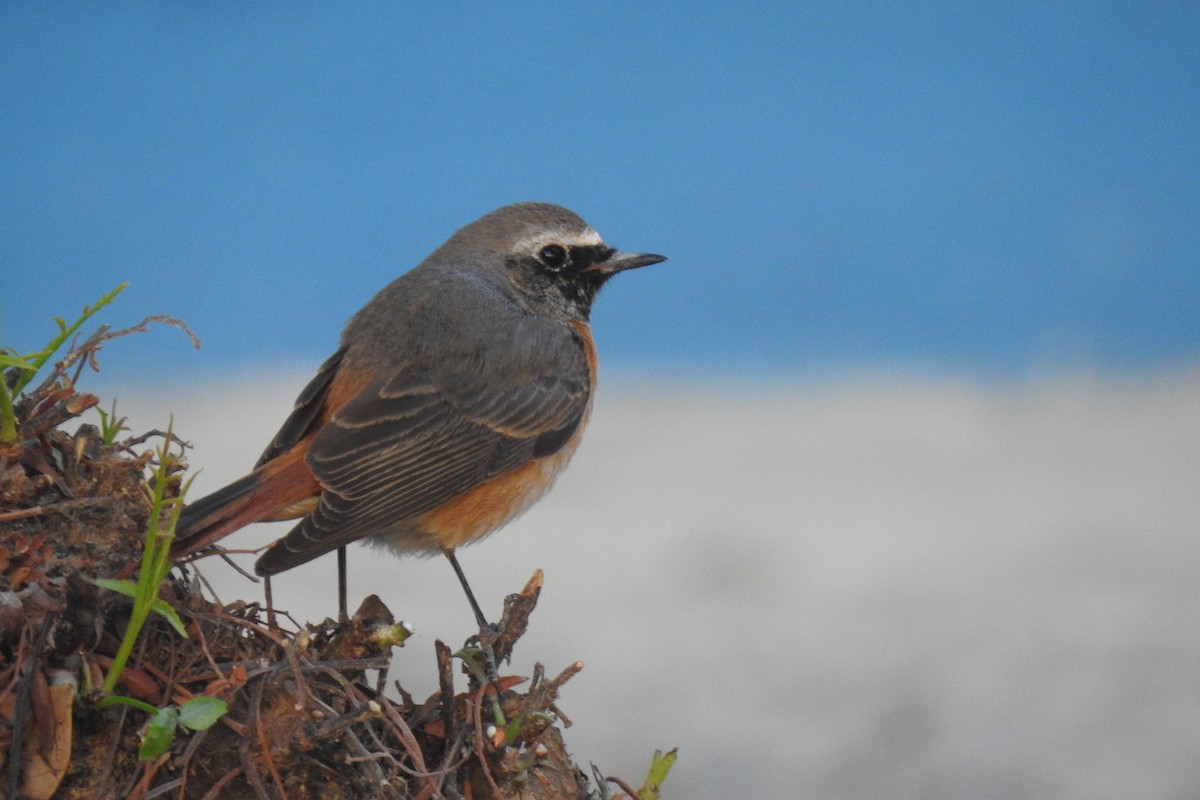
[14,680,75,800]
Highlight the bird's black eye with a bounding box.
[538,244,568,270]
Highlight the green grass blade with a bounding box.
[96,694,160,716]
[0,353,38,369]
[11,282,128,394]
[93,578,138,598]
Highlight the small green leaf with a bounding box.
[504,714,524,744]
[454,644,491,683]
[0,354,36,369]
[94,577,138,598]
[96,402,130,444]
[178,696,228,731]
[95,578,188,637]
[637,748,678,800]
[138,706,179,761]
[151,598,189,638]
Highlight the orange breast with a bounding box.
[415,450,573,548]
[415,321,598,548]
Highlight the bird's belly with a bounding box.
[374,439,581,555]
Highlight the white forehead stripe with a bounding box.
[575,227,603,246]
[517,226,604,252]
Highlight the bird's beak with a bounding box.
[592,251,668,275]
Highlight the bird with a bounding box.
[171,202,666,625]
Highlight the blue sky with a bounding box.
[2,3,1197,382]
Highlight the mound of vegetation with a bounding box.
[0,288,674,799]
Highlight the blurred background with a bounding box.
[3,4,1198,799]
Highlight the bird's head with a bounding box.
[439,202,666,322]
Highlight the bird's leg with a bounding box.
[337,546,348,622]
[264,575,277,630]
[444,548,490,630]
[443,549,505,702]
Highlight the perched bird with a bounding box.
[172,202,666,623]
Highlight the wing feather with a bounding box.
[255,348,347,467]
[259,329,590,572]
